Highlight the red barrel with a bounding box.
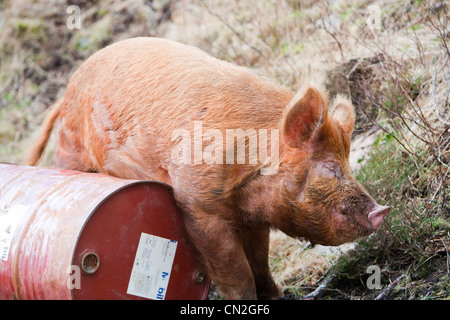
[0,163,209,300]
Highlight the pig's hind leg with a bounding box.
[51,123,98,173]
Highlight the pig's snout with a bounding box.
[368,205,390,230]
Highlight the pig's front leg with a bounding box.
[242,226,282,299]
[183,213,257,299]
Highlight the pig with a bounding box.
[27,37,390,300]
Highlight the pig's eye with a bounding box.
[324,164,339,177]
[317,162,341,178]
[325,166,337,175]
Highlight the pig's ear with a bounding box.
[282,86,328,148]
[331,95,355,137]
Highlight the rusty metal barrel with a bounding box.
[0,163,209,300]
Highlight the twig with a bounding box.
[320,16,344,62]
[201,1,264,59]
[314,269,331,285]
[440,238,449,279]
[303,273,335,300]
[301,241,313,251]
[374,274,404,300]
[432,56,450,125]
[425,3,450,58]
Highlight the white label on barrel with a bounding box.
[127,233,177,300]
[0,203,27,261]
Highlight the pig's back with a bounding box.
[66,37,292,129]
[57,37,293,176]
